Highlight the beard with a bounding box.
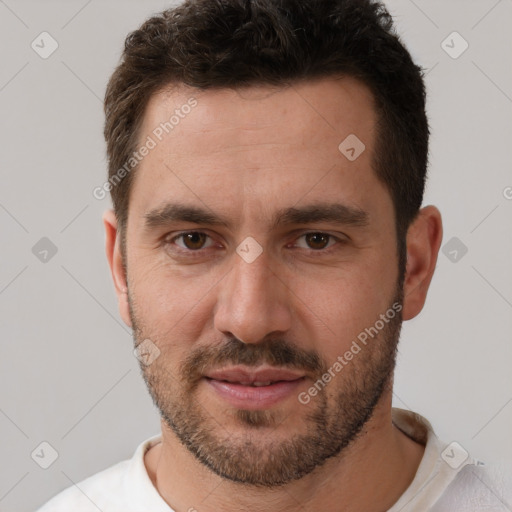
[129,286,403,488]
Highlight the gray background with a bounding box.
[0,0,511,510]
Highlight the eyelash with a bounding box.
[165,231,346,256]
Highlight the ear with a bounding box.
[402,205,443,321]
[103,209,132,328]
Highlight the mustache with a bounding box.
[181,337,326,384]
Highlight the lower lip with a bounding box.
[205,377,305,410]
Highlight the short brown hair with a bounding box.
[104,0,429,277]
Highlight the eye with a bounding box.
[294,232,339,250]
[172,231,215,250]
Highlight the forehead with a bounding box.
[141,75,376,150]
[129,76,386,226]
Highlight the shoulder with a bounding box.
[35,434,165,512]
[35,459,131,512]
[432,461,512,511]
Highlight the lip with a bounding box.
[204,366,306,410]
[205,366,305,384]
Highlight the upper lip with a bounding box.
[204,366,305,384]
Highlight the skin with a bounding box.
[104,76,443,511]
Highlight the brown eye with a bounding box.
[304,233,330,250]
[179,232,209,250]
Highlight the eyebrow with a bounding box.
[142,202,369,232]
[273,203,369,229]
[143,204,230,231]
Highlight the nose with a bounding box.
[213,249,293,344]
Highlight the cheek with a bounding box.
[129,258,222,340]
[291,259,397,361]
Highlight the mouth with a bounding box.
[203,366,306,410]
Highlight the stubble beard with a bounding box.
[129,287,403,487]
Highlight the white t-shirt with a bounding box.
[35,408,511,511]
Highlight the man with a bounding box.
[36,0,510,510]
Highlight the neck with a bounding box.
[145,391,424,512]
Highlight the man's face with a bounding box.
[122,77,403,486]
